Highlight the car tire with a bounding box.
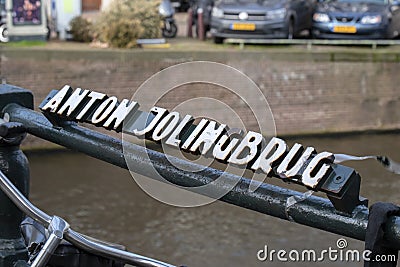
[162,23,178,38]
[385,20,395,39]
[46,26,51,41]
[0,24,9,43]
[213,37,224,44]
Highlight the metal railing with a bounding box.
[0,84,400,266]
[3,102,400,248]
[224,38,400,49]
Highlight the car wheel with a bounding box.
[213,37,224,44]
[0,24,9,43]
[385,21,395,39]
[287,19,294,39]
[46,26,51,40]
[162,23,178,38]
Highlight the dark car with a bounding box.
[312,0,400,39]
[210,0,315,43]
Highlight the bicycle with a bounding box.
[0,169,178,267]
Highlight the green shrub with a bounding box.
[69,16,94,43]
[95,0,162,48]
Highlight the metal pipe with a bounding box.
[197,9,205,40]
[4,103,400,249]
[187,8,193,38]
[223,38,400,46]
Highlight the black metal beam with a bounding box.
[3,103,400,249]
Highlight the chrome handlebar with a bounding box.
[0,170,177,267]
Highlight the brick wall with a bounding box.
[1,48,399,148]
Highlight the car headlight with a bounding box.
[313,13,330,23]
[360,15,382,24]
[212,7,224,18]
[266,8,286,20]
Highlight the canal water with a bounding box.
[26,133,400,267]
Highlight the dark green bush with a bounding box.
[69,16,94,43]
[95,0,162,48]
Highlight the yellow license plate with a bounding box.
[231,23,256,31]
[333,26,357,33]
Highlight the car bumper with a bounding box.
[210,18,288,39]
[312,22,388,39]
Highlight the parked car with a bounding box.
[210,0,315,43]
[312,0,400,39]
[0,0,7,42]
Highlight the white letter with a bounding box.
[228,131,264,166]
[92,96,118,124]
[152,111,181,141]
[302,250,317,262]
[103,99,139,131]
[212,128,243,161]
[76,91,106,120]
[133,107,167,138]
[345,250,360,262]
[257,246,268,261]
[317,249,327,261]
[181,119,208,150]
[251,137,287,176]
[328,247,338,261]
[302,152,334,188]
[190,121,226,155]
[41,85,72,113]
[277,144,316,179]
[165,115,194,147]
[270,250,276,262]
[289,250,300,261]
[363,250,372,262]
[57,88,90,116]
[277,250,287,262]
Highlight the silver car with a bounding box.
[210,0,315,43]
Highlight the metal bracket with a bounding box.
[30,216,69,267]
[321,164,368,214]
[0,122,27,146]
[0,85,33,112]
[276,156,368,215]
[0,85,32,266]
